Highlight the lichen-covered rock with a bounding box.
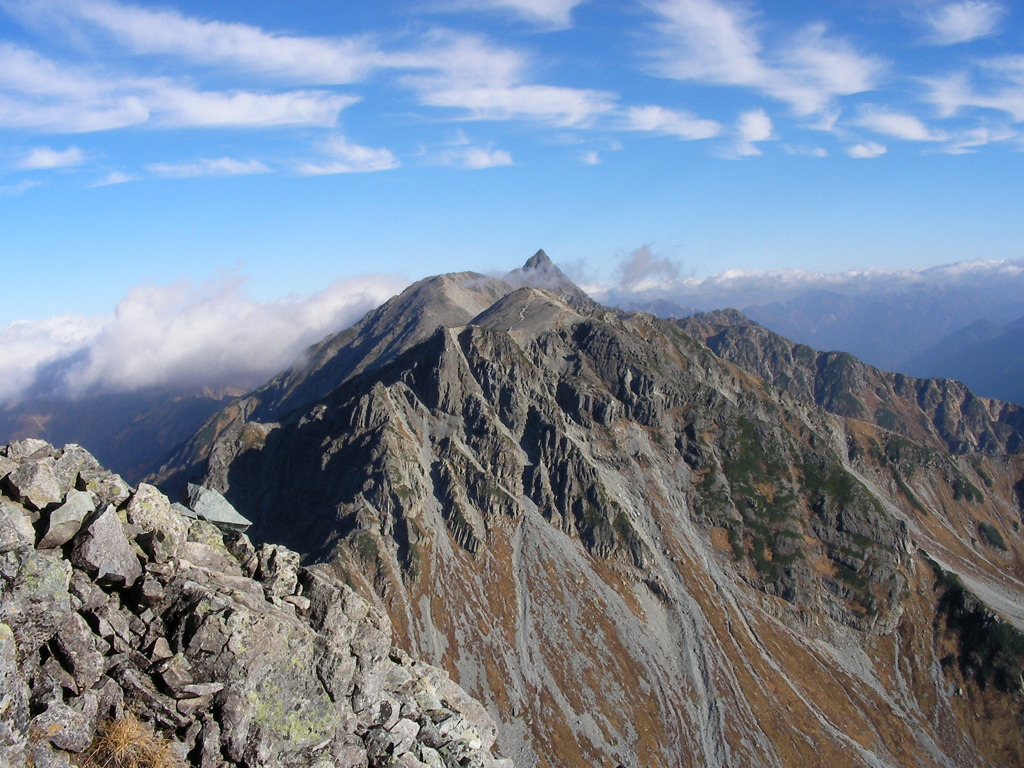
[6,456,63,510]
[38,489,95,549]
[70,505,142,588]
[0,500,35,553]
[0,440,516,768]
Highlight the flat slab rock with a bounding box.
[186,484,252,533]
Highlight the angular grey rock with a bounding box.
[70,505,142,588]
[0,549,73,648]
[54,613,107,691]
[186,483,252,533]
[38,489,95,550]
[6,457,63,511]
[0,454,16,481]
[0,622,31,768]
[30,702,93,752]
[77,468,131,508]
[0,500,35,553]
[5,438,52,460]
[53,445,101,499]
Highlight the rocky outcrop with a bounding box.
[677,309,1024,454]
[0,439,512,768]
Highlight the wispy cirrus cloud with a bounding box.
[626,104,721,139]
[925,58,1024,122]
[5,0,383,84]
[146,157,270,179]
[649,0,884,116]
[448,0,590,29]
[847,141,887,158]
[920,1,1006,45]
[402,31,616,126]
[732,108,773,156]
[856,107,947,141]
[17,144,83,169]
[434,145,514,169]
[0,41,355,132]
[296,135,399,175]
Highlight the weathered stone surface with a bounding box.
[70,505,142,588]
[54,612,106,691]
[30,702,93,752]
[77,468,131,507]
[6,438,52,460]
[0,622,31,768]
[0,499,35,553]
[1,440,513,768]
[6,457,63,510]
[38,489,95,549]
[186,483,252,533]
[0,549,73,648]
[53,445,101,499]
[0,454,17,481]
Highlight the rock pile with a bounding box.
[0,439,513,768]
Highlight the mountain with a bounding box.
[1,439,512,768]
[742,284,1024,372]
[151,254,1024,768]
[676,309,1024,454]
[903,316,1024,405]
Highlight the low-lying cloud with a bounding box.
[0,272,409,405]
[591,246,1024,311]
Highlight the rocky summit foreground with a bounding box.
[0,438,512,768]
[154,252,1024,768]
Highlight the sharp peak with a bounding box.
[523,249,553,270]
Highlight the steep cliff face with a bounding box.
[154,257,1024,768]
[677,309,1024,454]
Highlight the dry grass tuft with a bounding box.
[80,712,183,768]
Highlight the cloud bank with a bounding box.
[0,271,409,405]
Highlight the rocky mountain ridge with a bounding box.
[152,254,1024,768]
[1,438,513,768]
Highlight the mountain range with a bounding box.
[136,252,1024,768]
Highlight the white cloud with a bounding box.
[925,59,1024,121]
[0,41,355,132]
[88,171,138,187]
[856,108,946,141]
[297,135,399,175]
[8,0,382,84]
[922,1,1005,45]
[0,314,105,403]
[0,272,410,404]
[650,0,884,116]
[0,179,40,196]
[458,0,589,28]
[17,145,83,169]
[438,146,514,169]
[617,245,680,291]
[402,31,616,126]
[733,108,773,156]
[150,86,354,128]
[847,141,887,158]
[939,125,1016,154]
[420,82,615,126]
[580,150,601,165]
[626,104,722,139]
[783,144,827,157]
[146,157,270,178]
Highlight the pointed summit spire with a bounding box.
[523,249,553,271]
[505,250,597,311]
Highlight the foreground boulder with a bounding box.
[0,440,513,768]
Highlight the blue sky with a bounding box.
[1,0,1023,400]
